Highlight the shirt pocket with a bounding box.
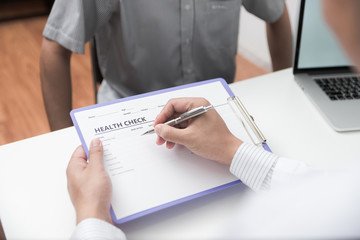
[203,0,241,50]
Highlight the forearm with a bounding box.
[266,5,293,71]
[40,38,73,131]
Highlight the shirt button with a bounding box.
[185,38,190,44]
[184,4,191,10]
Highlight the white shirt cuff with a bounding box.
[230,142,278,191]
[71,218,126,240]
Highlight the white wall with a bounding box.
[238,0,301,71]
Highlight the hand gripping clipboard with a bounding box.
[70,78,270,224]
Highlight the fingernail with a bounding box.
[91,138,102,147]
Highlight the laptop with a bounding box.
[293,0,360,132]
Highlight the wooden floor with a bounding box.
[0,16,268,146]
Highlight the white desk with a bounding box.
[1,68,360,239]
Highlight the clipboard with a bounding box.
[70,78,270,224]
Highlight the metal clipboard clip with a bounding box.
[227,96,266,147]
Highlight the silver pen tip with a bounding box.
[141,129,155,136]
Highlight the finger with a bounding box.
[67,145,87,175]
[166,141,176,149]
[178,121,189,129]
[88,138,104,168]
[156,135,166,145]
[155,124,187,146]
[71,145,87,161]
[154,98,211,125]
[154,98,194,125]
[156,127,177,149]
[154,101,178,125]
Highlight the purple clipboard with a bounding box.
[70,78,271,224]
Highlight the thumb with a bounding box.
[155,124,187,145]
[88,138,104,168]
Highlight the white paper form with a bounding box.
[71,80,254,223]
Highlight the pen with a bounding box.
[141,105,214,135]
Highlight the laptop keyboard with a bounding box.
[314,76,360,100]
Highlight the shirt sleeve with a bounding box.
[43,0,118,54]
[70,218,127,240]
[270,155,321,190]
[230,142,279,191]
[230,142,320,192]
[242,0,285,23]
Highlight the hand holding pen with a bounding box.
[142,105,214,135]
[151,97,243,166]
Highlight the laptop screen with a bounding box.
[294,0,353,73]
